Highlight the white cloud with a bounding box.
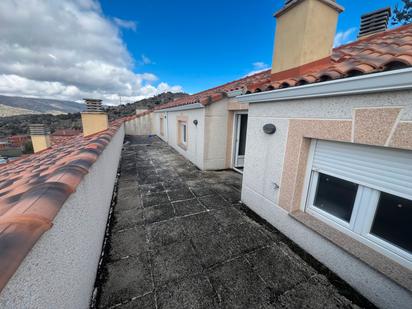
[140,54,152,65]
[0,0,182,105]
[113,17,137,31]
[253,62,268,70]
[245,62,269,77]
[334,27,357,47]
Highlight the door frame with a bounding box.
[231,111,248,173]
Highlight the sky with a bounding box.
[0,0,402,105]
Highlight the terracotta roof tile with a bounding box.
[0,111,146,292]
[155,24,412,107]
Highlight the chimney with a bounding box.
[29,124,51,153]
[81,99,109,137]
[271,0,344,74]
[358,7,391,39]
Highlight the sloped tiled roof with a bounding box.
[0,112,143,292]
[155,24,412,111]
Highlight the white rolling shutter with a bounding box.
[312,140,412,200]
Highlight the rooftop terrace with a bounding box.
[94,136,372,309]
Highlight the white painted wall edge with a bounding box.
[154,103,205,112]
[0,126,125,309]
[237,68,412,103]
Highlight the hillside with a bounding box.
[0,92,187,137]
[0,95,85,116]
[0,104,40,117]
[106,92,187,120]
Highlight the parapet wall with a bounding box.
[124,112,154,135]
[0,126,124,308]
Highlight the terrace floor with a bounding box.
[96,135,370,309]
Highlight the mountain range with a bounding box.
[0,95,85,116]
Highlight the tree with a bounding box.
[392,0,412,25]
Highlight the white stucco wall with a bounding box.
[204,98,230,170]
[124,114,154,135]
[157,108,205,170]
[0,126,124,309]
[241,90,412,308]
[155,112,169,143]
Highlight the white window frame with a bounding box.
[232,111,248,171]
[303,140,412,269]
[180,122,187,145]
[159,116,164,136]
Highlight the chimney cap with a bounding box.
[358,7,391,38]
[275,0,344,18]
[83,98,104,113]
[29,124,50,136]
[83,98,102,102]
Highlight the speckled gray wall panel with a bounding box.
[0,126,124,309]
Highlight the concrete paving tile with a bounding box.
[181,212,224,237]
[274,275,356,308]
[143,203,175,224]
[209,208,247,227]
[137,174,162,185]
[116,195,141,212]
[246,245,313,296]
[99,253,153,308]
[139,182,165,195]
[117,179,137,190]
[156,275,220,309]
[147,217,187,248]
[227,222,274,254]
[191,228,237,268]
[172,198,206,216]
[142,192,169,207]
[190,186,216,197]
[112,208,145,232]
[151,240,203,286]
[210,183,237,194]
[117,293,156,309]
[162,179,187,190]
[219,191,241,204]
[198,194,231,210]
[110,226,148,261]
[208,257,273,309]
[167,188,194,202]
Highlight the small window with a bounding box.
[178,120,187,149]
[370,192,412,254]
[313,173,358,223]
[160,117,164,136]
[182,123,187,144]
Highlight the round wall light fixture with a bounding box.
[263,123,276,134]
[193,119,198,126]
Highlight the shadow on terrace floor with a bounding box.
[95,135,373,309]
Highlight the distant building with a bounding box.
[0,141,8,151]
[7,135,30,148]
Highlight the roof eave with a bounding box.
[154,102,205,113]
[237,67,412,104]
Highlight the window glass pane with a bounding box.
[313,173,358,222]
[370,192,412,254]
[238,114,248,156]
[183,124,187,143]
